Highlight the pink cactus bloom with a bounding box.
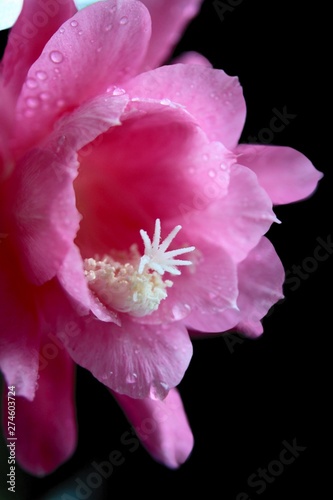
[0,0,322,476]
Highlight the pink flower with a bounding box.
[0,0,322,476]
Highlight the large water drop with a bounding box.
[36,70,48,81]
[49,50,64,63]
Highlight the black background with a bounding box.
[0,1,331,499]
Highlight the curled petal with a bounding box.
[126,63,246,149]
[1,0,77,100]
[57,245,120,324]
[235,236,285,337]
[0,244,40,400]
[172,50,213,67]
[7,92,127,285]
[113,388,194,469]
[8,346,77,476]
[236,144,323,205]
[140,0,204,70]
[185,164,278,264]
[14,0,150,151]
[57,315,193,400]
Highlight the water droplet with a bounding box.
[172,305,186,321]
[25,78,37,89]
[188,167,195,174]
[105,23,112,31]
[40,91,51,101]
[160,98,171,106]
[50,50,64,63]
[59,27,65,34]
[25,97,39,108]
[78,30,83,35]
[96,46,102,53]
[126,373,138,383]
[56,135,67,153]
[220,163,227,170]
[70,20,78,27]
[208,169,216,178]
[56,99,65,108]
[36,70,47,81]
[149,385,160,400]
[119,16,128,25]
[225,99,231,106]
[112,87,126,96]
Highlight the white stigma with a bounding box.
[138,219,195,276]
[84,220,195,317]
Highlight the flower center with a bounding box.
[83,219,195,317]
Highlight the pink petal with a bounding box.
[58,315,192,400]
[138,235,239,333]
[140,0,204,70]
[0,80,15,180]
[14,0,151,151]
[1,0,77,100]
[8,345,77,476]
[113,388,193,469]
[126,63,246,149]
[8,92,127,285]
[184,164,278,264]
[57,244,120,324]
[235,236,285,337]
[182,236,238,332]
[236,144,324,205]
[172,50,213,67]
[74,102,231,258]
[0,245,40,400]
[5,144,79,285]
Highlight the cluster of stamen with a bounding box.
[84,219,195,317]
